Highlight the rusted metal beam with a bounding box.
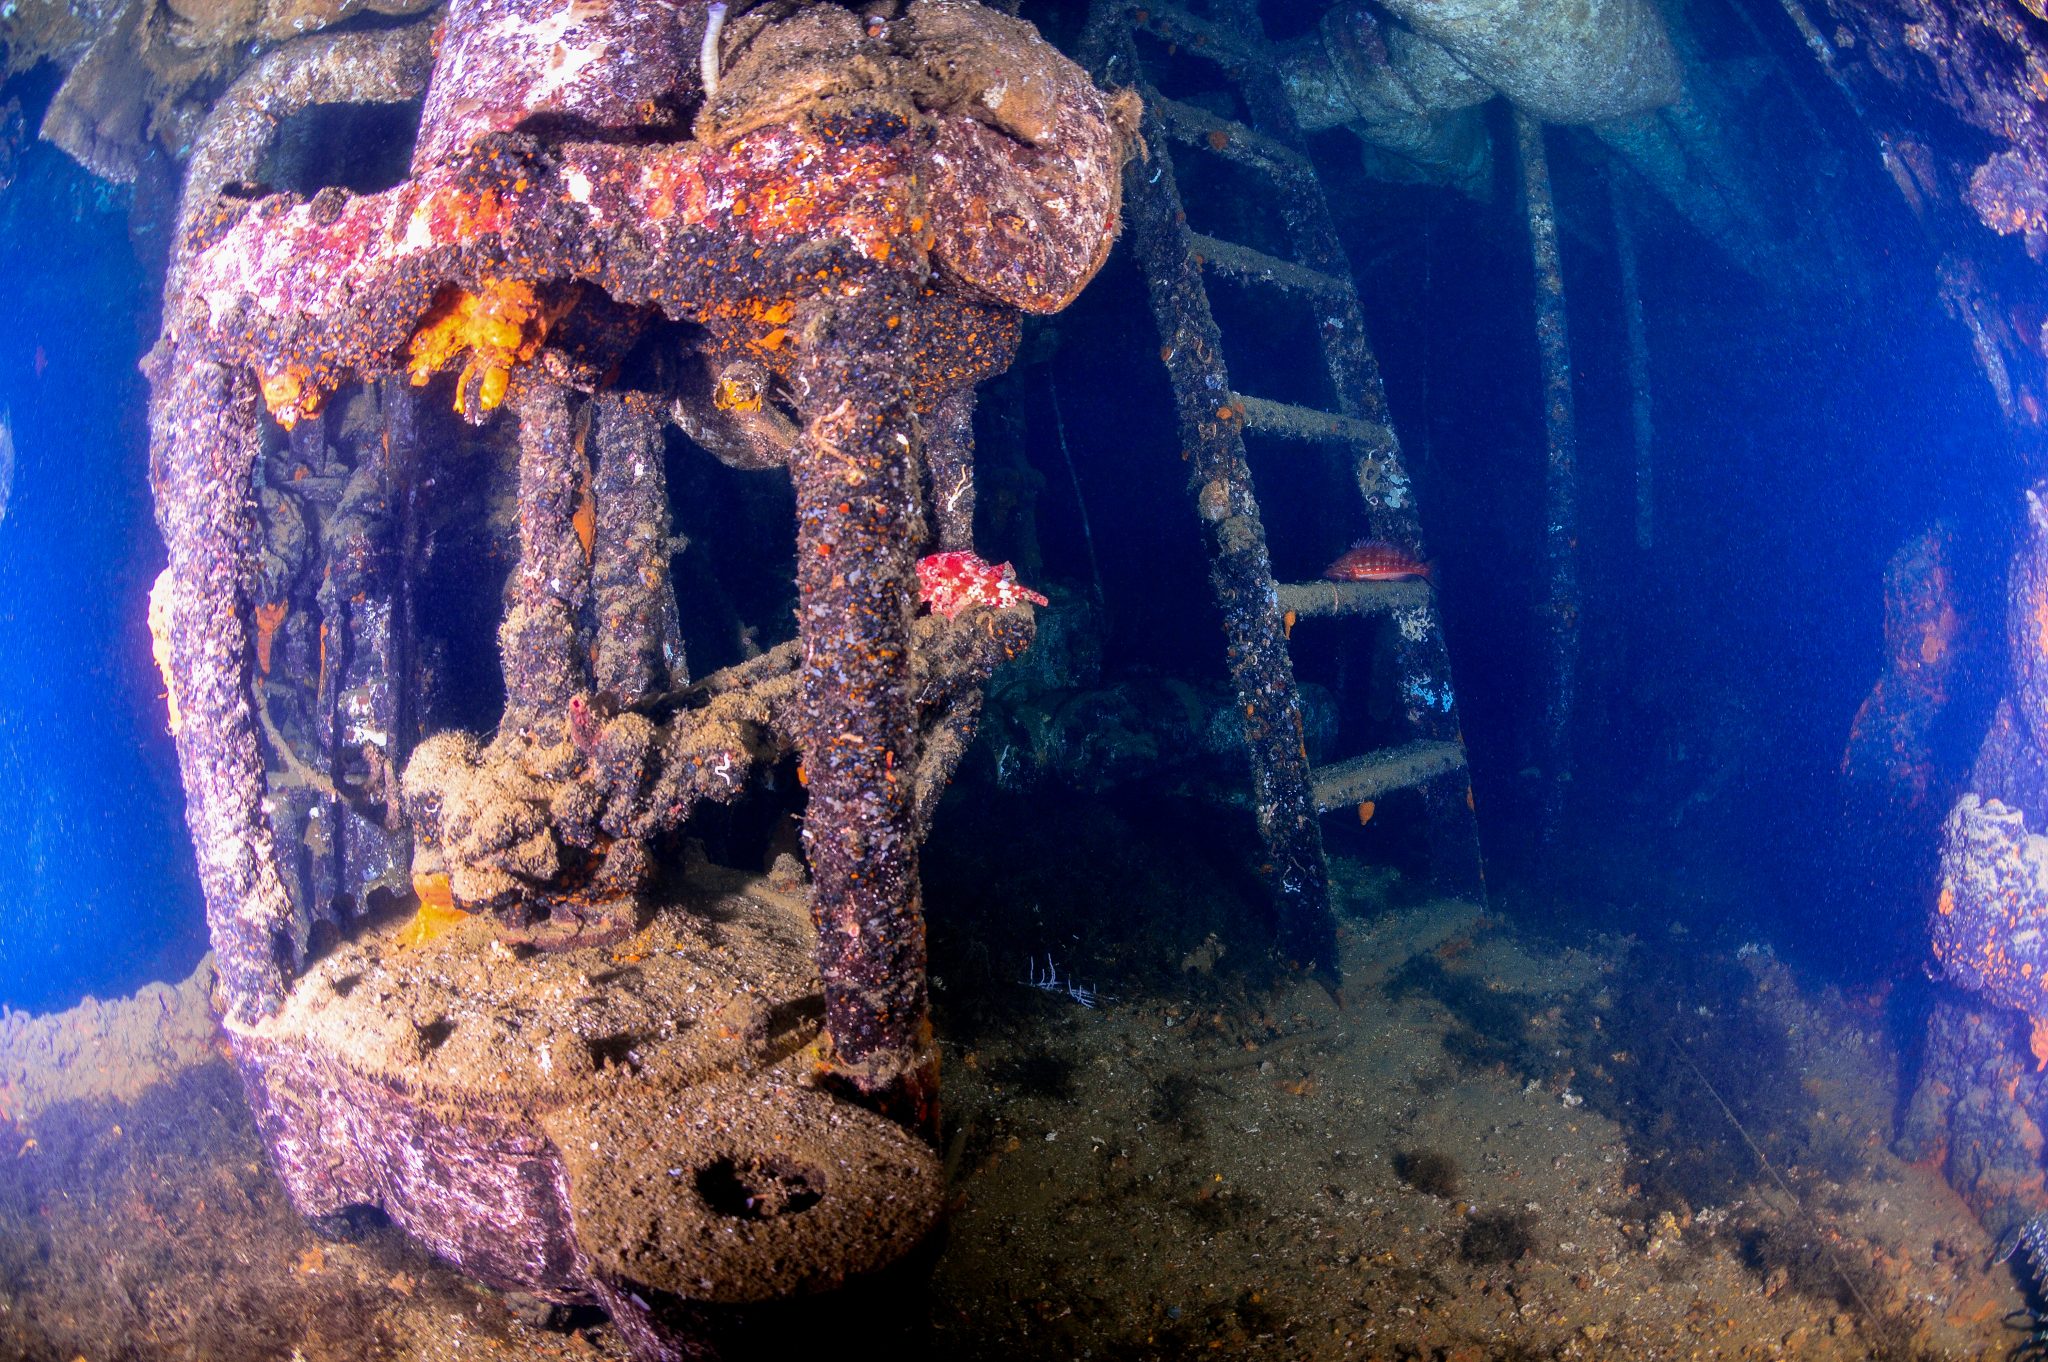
[1517,111,1581,842]
[147,352,297,1022]
[791,284,936,1126]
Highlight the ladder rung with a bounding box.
[1275,578,1430,620]
[1234,393,1393,448]
[1312,741,1467,813]
[1187,232,1349,297]
[1148,95,1313,179]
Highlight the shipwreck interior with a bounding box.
[3,0,2048,1356]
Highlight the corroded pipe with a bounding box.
[592,397,683,700]
[147,350,299,1022]
[502,385,592,738]
[1517,112,1580,842]
[789,285,937,1126]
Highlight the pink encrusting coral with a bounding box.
[916,550,1050,619]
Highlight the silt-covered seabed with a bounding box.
[0,802,2021,1361]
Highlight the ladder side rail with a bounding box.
[1094,2,1485,909]
[1216,7,1486,898]
[1095,20,1340,972]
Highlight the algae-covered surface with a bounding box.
[0,808,2023,1360]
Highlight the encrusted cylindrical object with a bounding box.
[592,397,681,702]
[148,350,300,1022]
[789,287,935,1124]
[906,0,1137,313]
[501,386,591,735]
[411,0,697,173]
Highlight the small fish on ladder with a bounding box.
[1322,538,1429,582]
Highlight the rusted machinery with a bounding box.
[144,2,1133,1353]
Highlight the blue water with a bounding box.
[0,96,204,1013]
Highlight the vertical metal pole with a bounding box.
[1610,178,1655,551]
[790,284,938,1131]
[501,385,591,737]
[151,349,297,1022]
[1517,111,1581,840]
[590,395,679,702]
[381,379,423,777]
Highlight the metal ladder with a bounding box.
[1082,0,1485,971]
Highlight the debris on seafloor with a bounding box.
[1022,953,1110,1008]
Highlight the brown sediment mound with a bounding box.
[0,956,220,1126]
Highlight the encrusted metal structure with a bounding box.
[142,1,1133,1350]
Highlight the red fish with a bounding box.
[1322,539,1429,582]
[917,550,1049,619]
